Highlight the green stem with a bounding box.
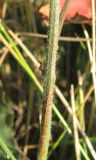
[0,138,16,160]
[48,130,67,158]
[37,1,60,160]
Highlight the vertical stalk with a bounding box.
[37,1,60,160]
[77,74,85,131]
[59,0,70,33]
[92,0,96,103]
[71,85,81,160]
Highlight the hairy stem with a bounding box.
[37,1,60,160]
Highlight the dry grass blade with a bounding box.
[0,48,8,66]
[71,84,81,160]
[17,32,95,42]
[8,29,40,69]
[55,86,96,159]
[92,0,96,104]
[84,85,94,105]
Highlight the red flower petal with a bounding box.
[39,0,96,23]
[61,0,96,20]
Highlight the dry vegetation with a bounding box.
[0,0,96,160]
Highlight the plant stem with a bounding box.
[0,138,16,160]
[71,85,81,160]
[37,1,60,160]
[92,0,96,103]
[59,0,70,33]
